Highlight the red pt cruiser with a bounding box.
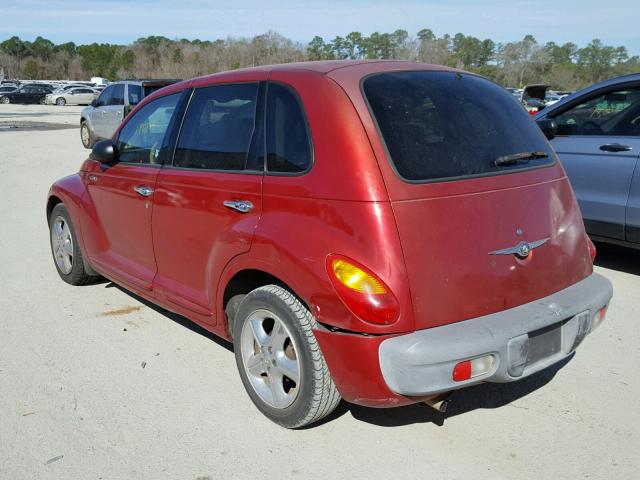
[47,61,613,428]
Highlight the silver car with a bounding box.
[80,79,178,148]
[45,87,98,106]
[536,73,640,249]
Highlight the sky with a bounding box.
[1,0,639,55]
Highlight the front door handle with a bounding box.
[600,143,632,152]
[223,200,253,213]
[134,185,154,197]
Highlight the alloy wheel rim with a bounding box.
[81,125,89,145]
[240,309,301,409]
[51,216,73,274]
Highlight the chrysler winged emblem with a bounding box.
[489,237,550,259]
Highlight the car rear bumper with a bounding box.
[378,272,613,396]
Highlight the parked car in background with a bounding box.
[544,90,566,106]
[519,84,550,114]
[49,61,612,428]
[53,84,94,93]
[536,73,640,249]
[45,87,99,106]
[79,79,179,148]
[0,83,53,104]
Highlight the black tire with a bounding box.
[0,96,9,104]
[80,121,94,149]
[38,97,45,105]
[56,97,66,106]
[49,203,99,285]
[233,285,341,428]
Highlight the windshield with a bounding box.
[363,71,554,182]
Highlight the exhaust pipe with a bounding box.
[421,393,452,413]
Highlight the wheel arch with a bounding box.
[46,194,63,222]
[218,261,312,340]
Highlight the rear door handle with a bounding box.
[600,143,632,152]
[223,200,253,213]
[134,185,154,197]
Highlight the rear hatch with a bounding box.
[362,71,593,330]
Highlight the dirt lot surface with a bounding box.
[1,104,638,480]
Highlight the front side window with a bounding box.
[109,84,125,106]
[363,71,554,182]
[266,83,312,173]
[173,83,259,170]
[116,93,181,165]
[553,88,640,136]
[96,86,113,107]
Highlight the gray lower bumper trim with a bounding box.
[379,273,613,396]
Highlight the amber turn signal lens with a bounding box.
[331,259,387,294]
[326,255,400,325]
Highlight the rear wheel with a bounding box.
[56,97,66,106]
[233,285,341,428]
[49,203,99,285]
[0,96,9,104]
[80,121,94,149]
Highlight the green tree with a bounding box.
[22,58,40,79]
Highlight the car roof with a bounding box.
[141,60,462,109]
[191,59,451,78]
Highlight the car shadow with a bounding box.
[105,282,233,353]
[593,241,640,275]
[102,280,571,428]
[315,356,572,428]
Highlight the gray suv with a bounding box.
[80,79,178,148]
[535,73,640,249]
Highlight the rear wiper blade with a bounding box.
[494,151,548,166]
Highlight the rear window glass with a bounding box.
[173,83,259,170]
[266,83,312,173]
[363,71,554,182]
[128,84,143,105]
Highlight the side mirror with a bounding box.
[536,118,557,140]
[90,99,98,107]
[90,140,117,164]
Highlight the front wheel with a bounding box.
[233,285,341,428]
[49,203,99,285]
[80,121,94,149]
[56,97,66,106]
[0,96,9,104]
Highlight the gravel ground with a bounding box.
[0,104,638,480]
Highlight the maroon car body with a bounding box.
[47,61,612,426]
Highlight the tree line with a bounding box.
[1,30,638,89]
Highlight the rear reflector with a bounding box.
[452,355,496,382]
[587,237,597,261]
[591,305,608,332]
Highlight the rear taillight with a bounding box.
[528,108,538,115]
[587,237,597,261]
[326,255,399,325]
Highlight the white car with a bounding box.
[45,87,98,106]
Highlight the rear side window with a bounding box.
[363,71,554,182]
[128,84,143,105]
[109,84,125,106]
[173,83,259,170]
[266,83,312,173]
